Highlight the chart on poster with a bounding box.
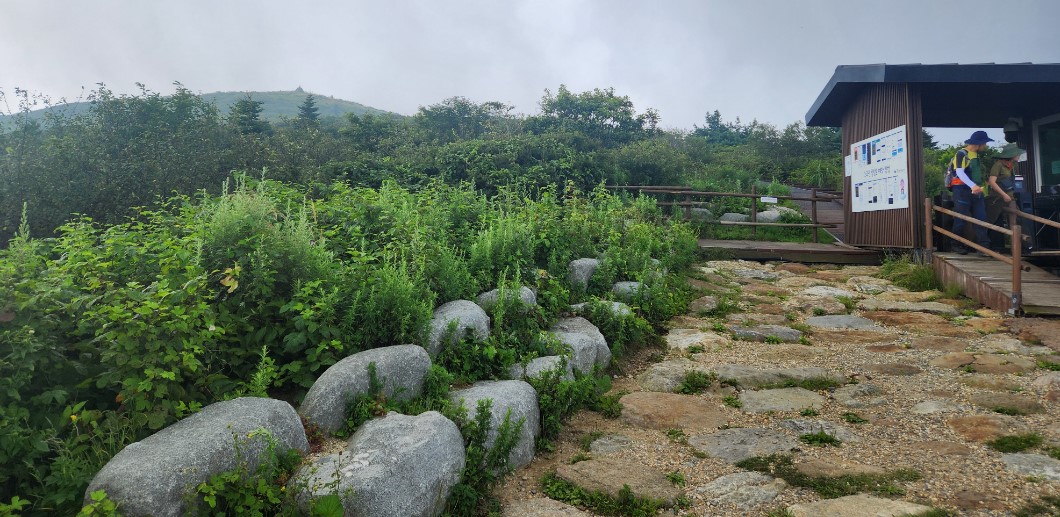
[849,125,909,213]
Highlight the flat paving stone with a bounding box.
[713,365,844,389]
[503,498,591,517]
[968,392,1045,414]
[589,434,633,456]
[619,392,728,431]
[1001,453,1060,481]
[694,472,786,508]
[688,428,799,463]
[638,358,700,393]
[857,299,959,316]
[910,400,962,414]
[805,315,883,331]
[728,324,803,343]
[947,415,1025,442]
[788,494,932,517]
[832,383,888,408]
[958,375,1020,391]
[778,419,859,442]
[555,457,684,507]
[739,387,826,413]
[665,328,728,350]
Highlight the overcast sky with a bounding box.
[2,0,1059,145]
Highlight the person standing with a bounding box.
[949,130,993,255]
[985,142,1025,251]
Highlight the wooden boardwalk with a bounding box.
[698,239,881,264]
[933,252,1060,315]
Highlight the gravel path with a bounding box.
[497,260,1060,516]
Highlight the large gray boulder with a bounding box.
[720,213,750,223]
[611,281,645,301]
[85,398,308,517]
[300,345,431,435]
[291,411,464,517]
[568,258,601,290]
[427,300,490,356]
[550,317,611,373]
[476,286,537,313]
[449,380,540,471]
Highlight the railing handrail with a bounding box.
[605,185,841,202]
[1003,205,1060,231]
[924,197,1024,314]
[614,184,833,242]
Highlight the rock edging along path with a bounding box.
[497,259,1060,516]
[84,258,627,516]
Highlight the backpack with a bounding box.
[944,149,968,191]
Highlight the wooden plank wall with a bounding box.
[841,84,925,248]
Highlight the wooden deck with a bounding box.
[932,252,1060,315]
[699,239,881,264]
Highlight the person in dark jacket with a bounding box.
[949,130,993,255]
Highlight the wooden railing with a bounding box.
[924,197,1027,312]
[607,185,839,243]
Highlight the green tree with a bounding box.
[527,85,650,147]
[414,96,513,143]
[296,94,320,127]
[228,94,270,135]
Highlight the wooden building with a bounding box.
[805,63,1060,251]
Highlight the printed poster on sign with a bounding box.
[849,125,909,213]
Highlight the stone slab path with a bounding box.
[498,260,1060,516]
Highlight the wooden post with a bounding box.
[811,188,819,243]
[683,192,691,220]
[923,197,934,253]
[751,185,758,238]
[1012,223,1022,315]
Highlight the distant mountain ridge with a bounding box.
[0,88,401,122]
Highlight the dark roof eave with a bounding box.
[806,63,1060,127]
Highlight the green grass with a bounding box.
[541,473,665,517]
[722,395,742,408]
[879,254,940,292]
[992,406,1028,416]
[842,412,868,424]
[665,428,686,442]
[675,370,717,395]
[986,433,1043,453]
[736,454,921,499]
[665,471,686,487]
[799,431,842,447]
[800,408,819,417]
[1037,359,1060,371]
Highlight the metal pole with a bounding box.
[751,185,758,238]
[811,188,819,243]
[1012,223,1022,315]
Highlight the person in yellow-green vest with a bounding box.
[985,142,1025,251]
[949,130,993,256]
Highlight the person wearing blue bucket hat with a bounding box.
[948,130,993,255]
